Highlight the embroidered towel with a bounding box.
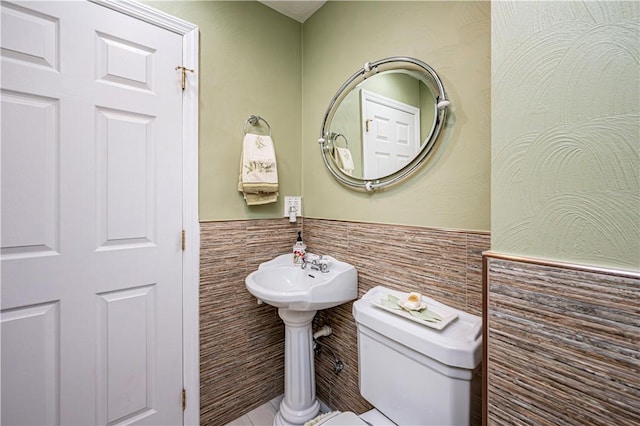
[238,133,278,205]
[334,147,355,175]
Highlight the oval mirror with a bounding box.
[319,57,450,191]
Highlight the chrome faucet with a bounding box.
[301,254,330,273]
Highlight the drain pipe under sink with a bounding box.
[313,325,333,341]
[313,325,344,374]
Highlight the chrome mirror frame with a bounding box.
[319,57,449,191]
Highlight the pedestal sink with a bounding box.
[245,254,358,426]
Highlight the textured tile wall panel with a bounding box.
[305,218,488,422]
[199,218,487,424]
[199,219,301,425]
[487,257,640,425]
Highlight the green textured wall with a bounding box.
[302,1,491,231]
[492,1,640,270]
[145,1,302,221]
[148,1,491,231]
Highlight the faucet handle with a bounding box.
[306,253,320,262]
[300,253,317,269]
[318,257,331,272]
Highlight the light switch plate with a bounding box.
[283,196,302,217]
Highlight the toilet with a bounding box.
[308,285,482,426]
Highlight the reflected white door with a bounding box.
[1,1,184,425]
[361,89,420,179]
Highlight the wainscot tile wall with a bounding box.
[199,218,489,425]
[200,219,301,425]
[304,218,489,425]
[485,254,640,425]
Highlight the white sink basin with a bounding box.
[245,253,358,311]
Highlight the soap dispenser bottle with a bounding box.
[293,231,306,265]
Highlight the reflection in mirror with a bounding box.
[320,57,449,191]
[329,71,436,179]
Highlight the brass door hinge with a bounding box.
[181,230,186,251]
[175,66,194,90]
[182,388,186,411]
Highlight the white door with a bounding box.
[361,89,420,179]
[1,1,184,425]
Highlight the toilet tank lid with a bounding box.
[353,286,482,369]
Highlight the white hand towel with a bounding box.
[238,133,278,205]
[334,147,355,175]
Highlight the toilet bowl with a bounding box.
[306,286,482,426]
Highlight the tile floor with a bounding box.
[225,396,332,426]
[224,395,282,426]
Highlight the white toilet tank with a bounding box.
[352,286,482,426]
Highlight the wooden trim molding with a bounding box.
[483,250,640,279]
[89,0,197,34]
[482,254,489,426]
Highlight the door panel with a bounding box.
[1,1,184,425]
[1,302,60,425]
[95,107,157,249]
[96,286,157,425]
[95,31,156,92]
[1,90,60,258]
[0,1,59,70]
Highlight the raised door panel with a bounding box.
[0,2,59,70]
[390,113,414,169]
[95,31,155,92]
[95,107,157,250]
[0,91,60,259]
[1,302,60,425]
[96,286,157,425]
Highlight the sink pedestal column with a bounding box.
[274,308,320,426]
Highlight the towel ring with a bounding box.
[328,132,349,156]
[332,132,349,149]
[243,115,271,136]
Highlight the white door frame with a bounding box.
[89,1,200,424]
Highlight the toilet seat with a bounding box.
[308,411,367,426]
